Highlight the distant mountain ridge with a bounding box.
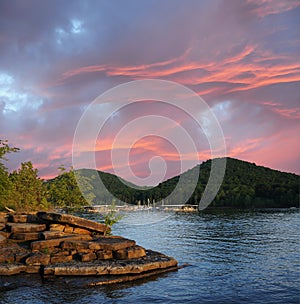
[72,157,299,209]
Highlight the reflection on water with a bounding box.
[0,209,299,304]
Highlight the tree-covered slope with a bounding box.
[191,158,299,208]
[47,158,300,209]
[129,157,300,208]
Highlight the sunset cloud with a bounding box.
[0,0,299,184]
[245,0,300,17]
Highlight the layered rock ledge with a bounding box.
[0,212,178,285]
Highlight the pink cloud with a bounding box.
[227,127,300,174]
[228,138,265,157]
[59,44,300,101]
[246,0,300,18]
[261,102,300,119]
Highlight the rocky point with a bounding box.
[0,211,178,285]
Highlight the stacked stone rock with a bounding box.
[0,212,178,284]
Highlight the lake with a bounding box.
[0,209,299,304]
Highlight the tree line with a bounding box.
[0,140,89,212]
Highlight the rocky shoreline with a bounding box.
[0,212,178,285]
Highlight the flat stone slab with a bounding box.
[51,255,73,264]
[31,234,93,250]
[8,213,41,223]
[86,265,181,286]
[6,223,46,233]
[0,264,40,276]
[43,250,177,276]
[10,232,40,241]
[90,236,136,251]
[39,231,66,240]
[73,227,91,235]
[60,236,136,251]
[37,212,109,234]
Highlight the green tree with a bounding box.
[0,140,19,210]
[9,161,49,212]
[47,167,95,212]
[0,139,20,171]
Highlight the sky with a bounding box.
[0,0,299,185]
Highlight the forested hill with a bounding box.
[183,158,300,208]
[47,158,299,210]
[121,157,299,209]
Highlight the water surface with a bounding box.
[0,210,299,304]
